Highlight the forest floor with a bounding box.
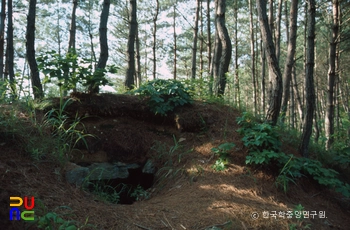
[0,93,349,230]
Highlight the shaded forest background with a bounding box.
[0,0,350,155]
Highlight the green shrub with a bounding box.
[130,185,150,201]
[84,180,120,204]
[37,212,77,230]
[133,79,192,116]
[43,98,93,163]
[237,113,350,197]
[238,123,281,152]
[275,156,301,193]
[289,204,312,230]
[37,50,117,95]
[245,150,287,165]
[211,142,235,171]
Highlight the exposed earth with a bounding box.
[0,93,349,229]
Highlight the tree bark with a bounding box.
[125,0,137,89]
[26,0,43,99]
[249,0,257,114]
[152,0,159,80]
[256,0,283,125]
[135,27,141,88]
[25,2,36,94]
[281,0,298,122]
[199,0,203,79]
[290,74,295,128]
[0,0,6,81]
[92,0,110,93]
[191,0,200,79]
[275,0,282,62]
[325,0,339,150]
[268,0,274,41]
[260,37,266,114]
[68,0,78,51]
[284,0,289,41]
[55,5,62,56]
[173,4,177,80]
[214,0,232,96]
[6,0,16,97]
[207,0,212,94]
[299,0,316,158]
[211,19,220,95]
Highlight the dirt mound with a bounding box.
[1,95,349,229]
[46,93,221,164]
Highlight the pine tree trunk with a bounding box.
[299,0,316,158]
[268,0,274,41]
[293,58,303,129]
[68,0,78,51]
[275,0,282,62]
[199,0,203,79]
[284,0,289,41]
[7,0,16,97]
[125,0,137,89]
[152,0,159,80]
[249,0,257,114]
[214,0,232,96]
[290,78,295,129]
[256,0,283,125]
[87,2,97,66]
[26,0,43,99]
[281,0,298,123]
[135,28,141,88]
[234,1,239,105]
[191,0,200,79]
[325,0,339,150]
[93,0,110,93]
[260,38,266,114]
[173,4,177,80]
[211,26,221,91]
[0,0,6,81]
[56,4,62,57]
[207,0,212,94]
[67,0,78,92]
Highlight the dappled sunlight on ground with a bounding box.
[1,96,348,229]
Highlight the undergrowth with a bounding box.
[43,98,93,163]
[237,112,350,197]
[132,79,193,116]
[211,142,235,171]
[151,136,192,189]
[34,203,96,230]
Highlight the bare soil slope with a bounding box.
[0,93,349,229]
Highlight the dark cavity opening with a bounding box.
[85,165,154,205]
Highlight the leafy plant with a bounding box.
[301,158,350,197]
[245,150,282,165]
[151,136,191,189]
[289,204,312,230]
[211,142,235,171]
[43,98,93,163]
[35,205,96,230]
[275,156,301,193]
[130,185,150,201]
[37,50,116,95]
[239,124,281,152]
[133,79,193,116]
[87,181,121,204]
[237,113,350,197]
[37,212,77,230]
[329,146,350,165]
[179,76,213,99]
[236,112,256,129]
[151,135,189,167]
